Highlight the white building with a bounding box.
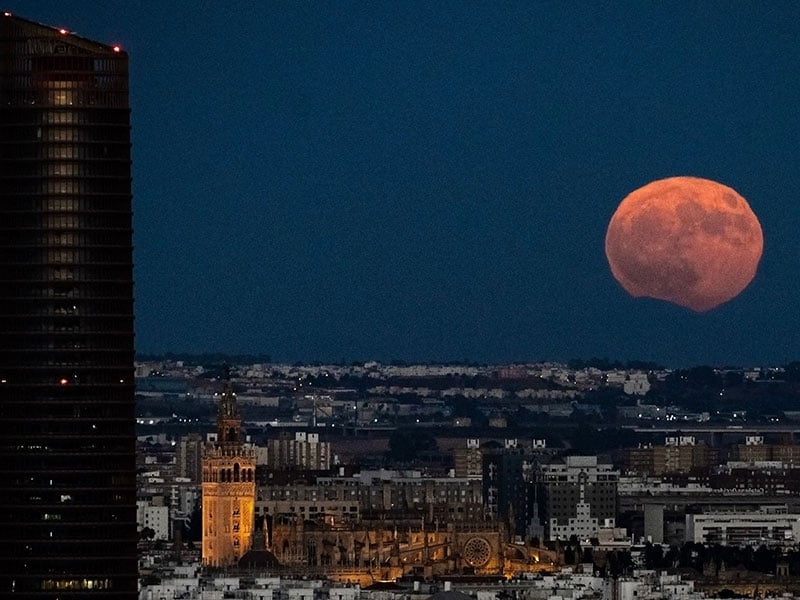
[136,501,170,540]
[624,373,651,396]
[537,455,619,541]
[686,511,800,547]
[264,431,331,471]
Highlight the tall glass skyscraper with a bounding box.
[0,14,136,598]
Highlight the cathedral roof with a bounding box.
[237,548,281,570]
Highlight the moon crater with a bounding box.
[605,176,763,312]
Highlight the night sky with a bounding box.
[9,2,800,367]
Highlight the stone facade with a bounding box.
[202,384,257,567]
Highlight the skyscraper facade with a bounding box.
[0,14,136,597]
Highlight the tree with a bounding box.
[643,542,664,569]
[723,370,744,387]
[447,397,488,427]
[664,545,680,568]
[784,362,800,382]
[754,544,776,573]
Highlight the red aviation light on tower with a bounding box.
[59,378,69,386]
[113,45,121,52]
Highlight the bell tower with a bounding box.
[217,379,242,449]
[202,378,256,567]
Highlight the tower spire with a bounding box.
[203,364,257,566]
[216,367,241,450]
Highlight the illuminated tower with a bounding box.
[202,382,256,567]
[0,14,136,597]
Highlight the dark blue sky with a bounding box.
[10,2,800,366]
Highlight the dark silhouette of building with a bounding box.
[534,455,618,541]
[177,432,205,483]
[482,441,535,538]
[0,14,136,597]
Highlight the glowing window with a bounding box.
[48,90,71,106]
[48,128,75,142]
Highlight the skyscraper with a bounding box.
[0,14,136,597]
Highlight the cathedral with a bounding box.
[201,382,256,567]
[200,381,555,579]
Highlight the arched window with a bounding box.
[233,463,240,482]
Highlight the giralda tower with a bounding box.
[0,14,137,598]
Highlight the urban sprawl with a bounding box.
[135,359,800,599]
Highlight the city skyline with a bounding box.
[9,2,800,367]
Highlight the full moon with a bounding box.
[605,176,763,312]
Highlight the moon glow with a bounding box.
[605,176,763,312]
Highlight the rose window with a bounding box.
[463,536,491,567]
